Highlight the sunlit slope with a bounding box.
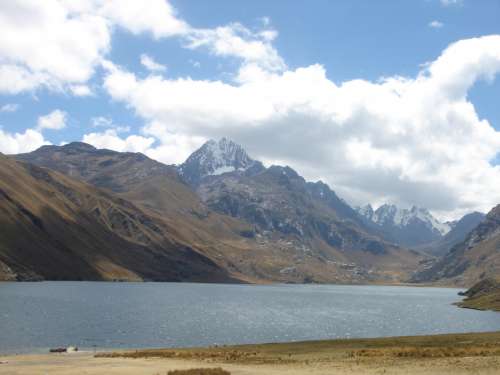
[0,154,234,282]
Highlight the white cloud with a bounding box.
[0,1,283,94]
[140,54,167,72]
[429,20,444,28]
[70,84,93,97]
[0,0,185,94]
[185,23,285,72]
[142,121,206,164]
[0,128,48,154]
[0,65,55,94]
[0,103,19,113]
[98,0,189,39]
[102,35,500,219]
[0,1,110,94]
[82,129,155,153]
[37,109,67,131]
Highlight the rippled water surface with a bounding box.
[1,282,500,353]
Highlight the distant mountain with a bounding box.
[415,212,485,256]
[356,204,451,248]
[412,205,500,286]
[11,140,425,284]
[178,139,424,283]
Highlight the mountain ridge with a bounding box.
[11,140,427,284]
[0,154,236,282]
[356,203,456,248]
[412,205,500,286]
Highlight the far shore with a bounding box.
[0,279,466,288]
[2,331,500,375]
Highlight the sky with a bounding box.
[0,0,500,220]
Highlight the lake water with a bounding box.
[1,282,500,354]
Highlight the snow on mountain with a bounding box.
[357,204,451,236]
[357,204,374,220]
[178,138,262,186]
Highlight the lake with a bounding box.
[1,282,500,354]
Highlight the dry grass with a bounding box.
[97,331,500,366]
[455,278,500,311]
[98,349,291,365]
[458,292,500,311]
[351,345,500,358]
[166,368,230,375]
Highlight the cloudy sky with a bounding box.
[0,0,499,220]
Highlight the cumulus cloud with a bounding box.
[98,0,189,39]
[140,54,167,72]
[0,1,109,94]
[0,0,186,94]
[0,128,48,154]
[70,84,93,97]
[37,109,67,131]
[0,65,54,94]
[0,108,66,154]
[429,20,444,28]
[102,35,500,219]
[82,129,155,153]
[0,1,282,94]
[185,23,285,72]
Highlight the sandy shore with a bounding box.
[2,332,500,374]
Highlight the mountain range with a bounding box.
[356,204,484,255]
[3,139,424,283]
[1,137,495,287]
[413,204,500,286]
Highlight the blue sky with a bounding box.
[0,0,500,219]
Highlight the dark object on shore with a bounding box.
[50,348,67,353]
[168,369,230,375]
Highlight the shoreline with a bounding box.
[2,331,500,374]
[0,279,465,289]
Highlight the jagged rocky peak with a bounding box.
[179,137,263,185]
[356,204,374,220]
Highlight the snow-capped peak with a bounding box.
[357,203,451,235]
[179,138,260,185]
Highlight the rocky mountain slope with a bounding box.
[412,204,500,286]
[178,139,425,282]
[356,204,453,248]
[0,154,233,282]
[415,212,485,256]
[12,140,426,284]
[457,278,500,311]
